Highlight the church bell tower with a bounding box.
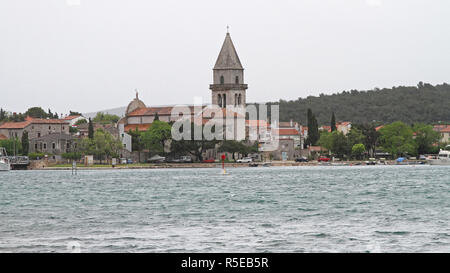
[210,31,248,108]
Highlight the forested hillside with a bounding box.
[271,82,450,125]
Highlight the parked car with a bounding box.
[318,156,331,162]
[295,157,308,162]
[148,155,166,163]
[202,158,215,163]
[120,158,127,164]
[237,157,253,163]
[126,159,133,164]
[181,156,193,163]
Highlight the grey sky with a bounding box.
[1,0,450,115]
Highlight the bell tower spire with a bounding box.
[210,30,247,108]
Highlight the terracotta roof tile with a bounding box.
[0,120,32,129]
[274,128,300,136]
[125,124,152,132]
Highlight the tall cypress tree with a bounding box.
[21,131,29,155]
[154,112,159,121]
[306,109,320,146]
[88,118,94,139]
[331,112,337,132]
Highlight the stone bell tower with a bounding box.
[210,31,248,108]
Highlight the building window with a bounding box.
[238,94,242,105]
[35,143,38,150]
[223,94,226,108]
[235,76,239,84]
[43,143,47,150]
[123,144,126,148]
[67,143,70,149]
[52,143,56,149]
[234,94,238,106]
[49,126,51,130]
[38,132,41,138]
[218,94,222,107]
[220,75,224,84]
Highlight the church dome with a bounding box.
[126,91,146,115]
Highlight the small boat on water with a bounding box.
[0,147,11,171]
[427,147,450,166]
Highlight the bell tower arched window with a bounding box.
[220,75,224,84]
[235,76,239,84]
[238,94,242,105]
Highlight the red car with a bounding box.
[202,158,215,163]
[318,156,331,162]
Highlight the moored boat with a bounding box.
[428,147,450,165]
[0,148,11,171]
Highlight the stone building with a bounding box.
[0,117,70,140]
[29,133,76,158]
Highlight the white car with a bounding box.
[237,157,253,163]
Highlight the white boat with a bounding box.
[428,147,450,165]
[0,147,11,171]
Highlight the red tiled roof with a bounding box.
[63,115,81,120]
[0,118,69,129]
[320,126,332,132]
[128,106,194,117]
[337,122,351,126]
[30,118,69,124]
[125,124,152,132]
[0,134,8,140]
[433,125,450,132]
[375,125,384,131]
[309,146,327,152]
[274,128,300,136]
[0,120,32,129]
[246,120,268,127]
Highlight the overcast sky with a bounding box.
[1,0,450,114]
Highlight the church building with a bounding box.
[119,31,249,140]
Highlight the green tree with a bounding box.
[317,131,333,152]
[21,131,29,155]
[92,112,120,124]
[218,140,249,160]
[170,122,218,161]
[141,120,172,155]
[306,109,319,146]
[25,107,47,118]
[80,129,122,163]
[359,124,380,157]
[75,119,87,126]
[379,121,415,158]
[128,128,145,162]
[0,138,22,156]
[0,108,6,121]
[331,131,350,158]
[69,111,82,116]
[154,112,159,121]
[347,127,365,147]
[413,123,441,155]
[331,112,337,132]
[88,118,94,139]
[352,143,366,160]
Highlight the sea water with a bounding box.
[0,165,449,252]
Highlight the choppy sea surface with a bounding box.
[1,165,449,253]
